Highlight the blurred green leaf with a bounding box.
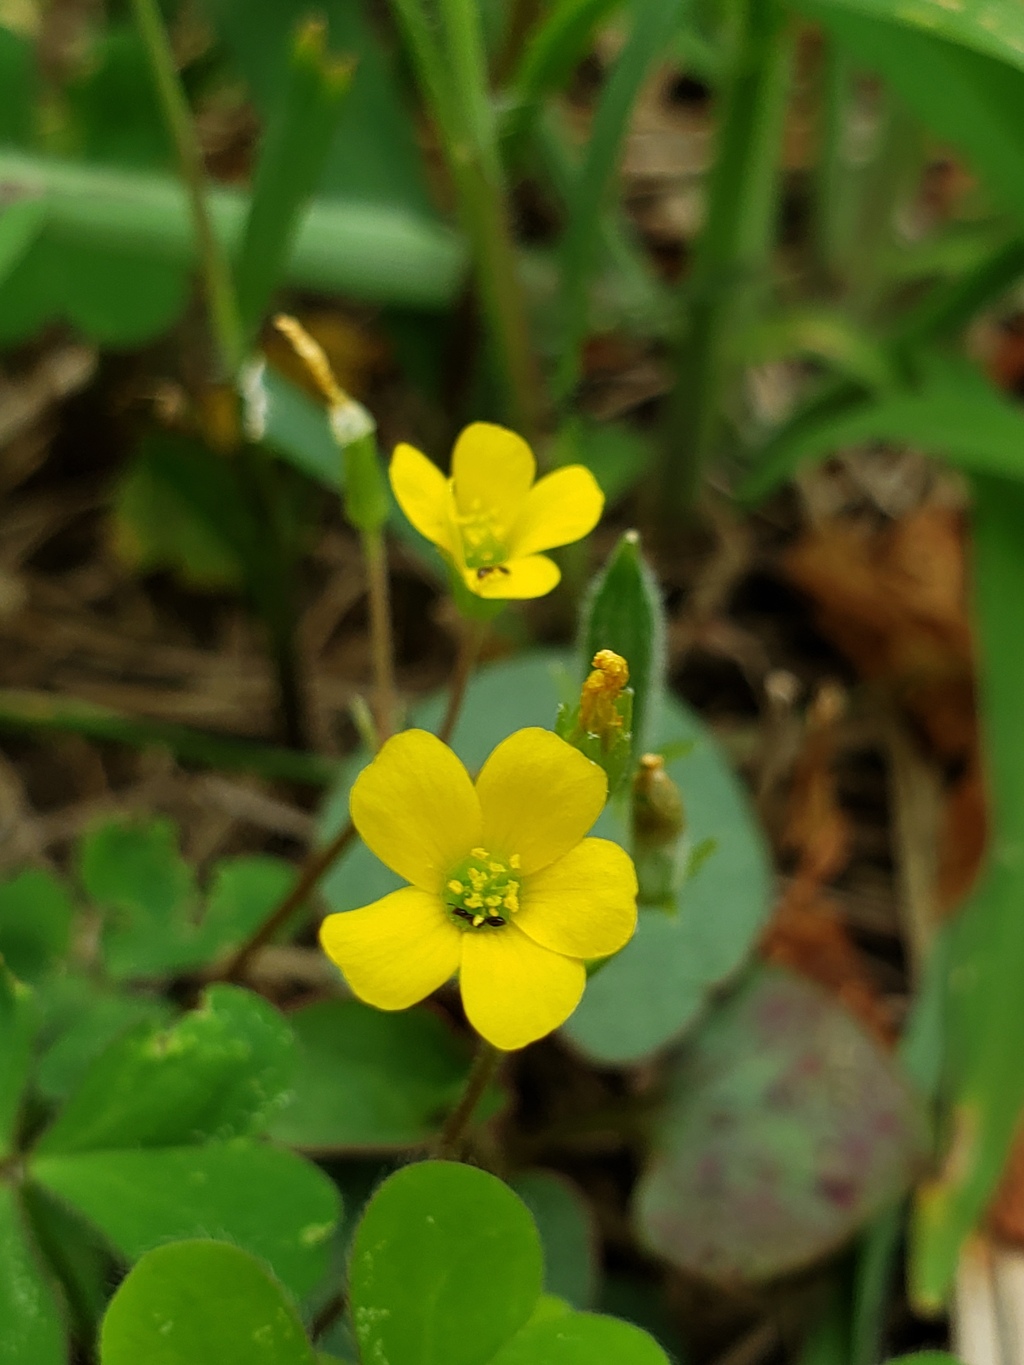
[580,530,665,759]
[0,869,74,982]
[804,2,1024,223]
[319,653,771,1064]
[100,1239,316,1365]
[350,1161,543,1365]
[511,1171,598,1310]
[0,198,47,289]
[24,1183,112,1348]
[910,473,1024,1309]
[66,24,171,168]
[269,999,493,1151]
[557,0,689,396]
[0,24,37,147]
[740,308,899,392]
[808,0,1024,71]
[204,0,434,217]
[37,985,294,1156]
[0,1185,66,1365]
[635,966,925,1281]
[235,20,352,342]
[744,354,1024,501]
[503,0,624,154]
[80,816,295,977]
[32,1141,339,1299]
[487,1310,671,1365]
[111,434,249,591]
[35,976,172,1103]
[0,964,36,1158]
[242,362,343,489]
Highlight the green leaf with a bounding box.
[0,198,47,290]
[635,966,925,1281]
[807,0,1024,72]
[80,817,291,976]
[580,531,665,759]
[0,1185,66,1365]
[111,434,248,592]
[319,653,771,1064]
[23,1183,112,1348]
[349,1161,543,1365]
[35,976,172,1103]
[740,308,899,392]
[486,1310,670,1365]
[242,363,343,489]
[32,1140,339,1299]
[556,0,689,396]
[37,985,294,1155]
[0,964,37,1158]
[803,1,1024,224]
[0,868,73,982]
[66,24,171,169]
[0,24,37,146]
[235,20,352,342]
[511,1172,597,1309]
[503,0,625,154]
[910,473,1024,1309]
[204,0,434,217]
[100,1240,316,1365]
[744,354,1024,499]
[269,999,488,1151]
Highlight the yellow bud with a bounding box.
[579,649,630,738]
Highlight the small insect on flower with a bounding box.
[389,423,604,600]
[319,727,638,1050]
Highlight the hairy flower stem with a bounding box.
[362,528,397,741]
[434,1040,503,1159]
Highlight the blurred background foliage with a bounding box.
[5,0,1024,1360]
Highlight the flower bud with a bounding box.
[631,753,685,905]
[556,650,634,794]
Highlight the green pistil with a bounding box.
[444,846,521,930]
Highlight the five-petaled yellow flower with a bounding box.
[390,422,603,599]
[319,727,637,1050]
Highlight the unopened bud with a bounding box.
[631,753,685,906]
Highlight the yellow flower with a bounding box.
[389,422,604,599]
[319,727,637,1050]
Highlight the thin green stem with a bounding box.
[434,1039,503,1158]
[438,619,487,745]
[130,0,245,377]
[362,528,398,742]
[657,0,792,522]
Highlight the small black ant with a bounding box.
[448,904,506,927]
[475,565,511,581]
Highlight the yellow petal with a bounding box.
[516,838,638,959]
[463,554,560,600]
[451,423,535,525]
[459,923,585,1050]
[390,443,459,559]
[509,465,604,558]
[319,887,461,1009]
[350,729,482,891]
[475,728,607,874]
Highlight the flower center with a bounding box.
[444,847,521,930]
[454,496,508,570]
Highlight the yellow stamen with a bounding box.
[447,879,464,894]
[471,847,489,859]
